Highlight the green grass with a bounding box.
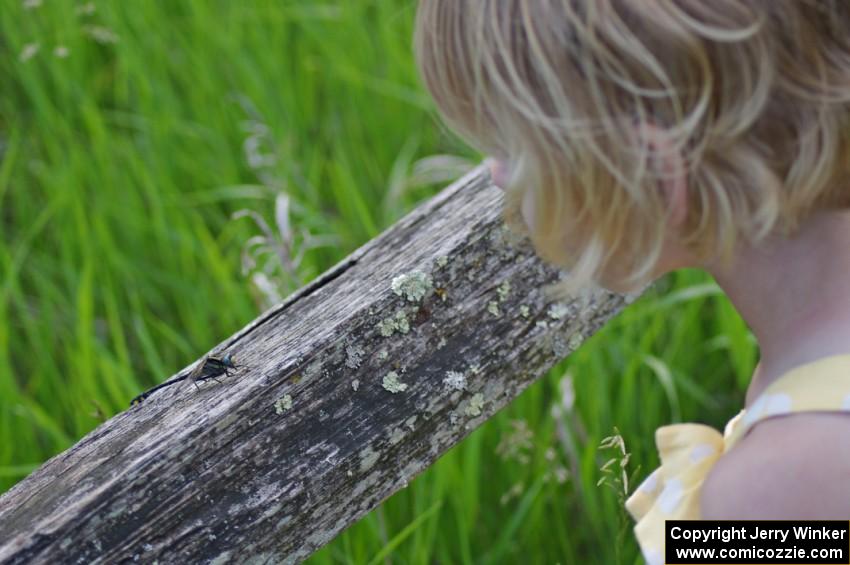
[1,1,754,563]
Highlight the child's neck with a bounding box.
[706,208,850,407]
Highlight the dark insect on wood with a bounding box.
[129,353,240,406]
[414,305,431,324]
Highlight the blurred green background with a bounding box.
[1,1,756,563]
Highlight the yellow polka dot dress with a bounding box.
[625,354,850,565]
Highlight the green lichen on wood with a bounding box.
[497,280,511,302]
[382,371,408,393]
[344,341,365,369]
[377,310,410,337]
[391,270,432,303]
[465,393,484,417]
[274,394,293,414]
[487,300,501,317]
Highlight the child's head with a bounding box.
[415,0,850,297]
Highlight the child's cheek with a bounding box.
[514,182,647,294]
[597,262,642,294]
[487,158,510,190]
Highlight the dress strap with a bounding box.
[626,353,850,564]
[724,353,850,451]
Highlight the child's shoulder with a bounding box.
[700,411,850,519]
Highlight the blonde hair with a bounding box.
[415,0,850,298]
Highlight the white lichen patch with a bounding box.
[569,333,584,349]
[351,379,360,392]
[244,553,276,565]
[497,280,511,302]
[436,255,449,268]
[468,363,482,375]
[391,270,433,303]
[344,341,365,369]
[443,370,466,391]
[436,336,447,349]
[465,393,485,417]
[359,445,380,472]
[388,427,405,445]
[350,474,381,509]
[304,359,323,380]
[548,302,570,320]
[377,310,410,336]
[519,304,530,318]
[274,394,293,414]
[382,371,408,393]
[551,336,569,358]
[378,349,389,360]
[487,300,501,317]
[535,320,549,330]
[404,415,418,429]
[210,554,232,565]
[214,412,240,432]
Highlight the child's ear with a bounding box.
[634,120,688,229]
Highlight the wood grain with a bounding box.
[0,166,633,564]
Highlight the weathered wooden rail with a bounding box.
[0,165,636,564]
